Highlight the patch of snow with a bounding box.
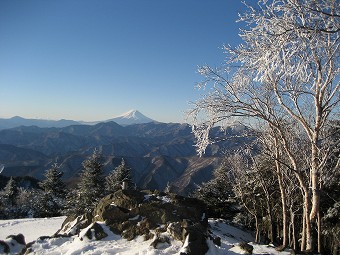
[178,234,189,254]
[157,195,172,204]
[143,194,172,204]
[143,194,152,201]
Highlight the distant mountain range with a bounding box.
[0,116,80,130]
[0,111,254,194]
[0,110,156,130]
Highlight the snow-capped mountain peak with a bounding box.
[108,110,156,126]
[117,110,143,119]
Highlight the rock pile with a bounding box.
[57,189,209,255]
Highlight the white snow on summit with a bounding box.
[108,110,156,126]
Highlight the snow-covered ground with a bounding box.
[0,217,291,255]
[0,216,66,243]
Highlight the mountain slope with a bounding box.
[0,122,254,194]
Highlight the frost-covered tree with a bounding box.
[188,0,339,252]
[105,158,134,194]
[66,149,105,215]
[39,163,66,216]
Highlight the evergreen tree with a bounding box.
[39,163,66,216]
[105,158,133,194]
[2,177,18,207]
[0,177,19,218]
[67,149,105,215]
[39,163,66,197]
[192,164,236,218]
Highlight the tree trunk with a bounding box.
[301,206,306,251]
[304,194,313,251]
[310,77,322,252]
[268,211,274,243]
[276,161,288,247]
[272,134,288,247]
[266,201,275,243]
[289,208,297,251]
[317,212,321,254]
[255,216,260,243]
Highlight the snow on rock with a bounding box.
[28,223,183,255]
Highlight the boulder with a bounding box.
[93,201,130,225]
[82,222,108,240]
[150,234,171,249]
[0,240,10,253]
[0,234,26,254]
[56,213,92,236]
[239,241,254,254]
[167,222,183,241]
[183,223,209,255]
[7,233,26,246]
[106,190,145,209]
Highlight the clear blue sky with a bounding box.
[0,0,247,123]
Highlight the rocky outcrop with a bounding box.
[59,189,209,255]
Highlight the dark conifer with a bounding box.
[67,149,105,215]
[105,158,134,194]
[39,163,66,216]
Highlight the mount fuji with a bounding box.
[106,110,156,126]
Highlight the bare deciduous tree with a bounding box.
[188,0,339,252]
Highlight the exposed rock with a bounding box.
[100,190,145,211]
[0,240,10,253]
[167,222,183,241]
[183,224,209,255]
[209,235,221,246]
[239,241,254,254]
[0,234,26,254]
[55,189,209,253]
[93,196,130,225]
[150,234,171,249]
[56,213,92,236]
[7,233,25,245]
[89,190,207,241]
[83,223,108,240]
[119,218,154,241]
